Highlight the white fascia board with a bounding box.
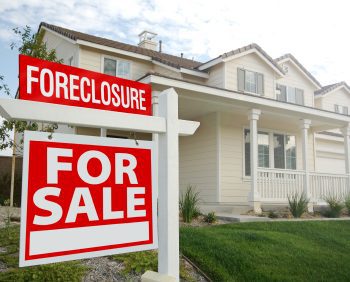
[77,39,152,61]
[197,57,223,71]
[144,74,350,126]
[223,49,285,77]
[180,68,209,78]
[40,27,77,45]
[277,58,321,90]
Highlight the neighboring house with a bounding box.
[37,22,350,213]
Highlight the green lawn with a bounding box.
[180,221,350,282]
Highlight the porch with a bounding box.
[143,75,350,213]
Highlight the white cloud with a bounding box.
[0,0,349,85]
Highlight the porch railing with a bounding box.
[257,168,305,201]
[257,168,350,203]
[310,172,349,202]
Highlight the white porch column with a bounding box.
[341,125,350,190]
[248,109,261,213]
[299,119,313,212]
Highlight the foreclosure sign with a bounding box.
[19,55,152,115]
[20,131,157,267]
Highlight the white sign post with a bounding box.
[0,88,199,281]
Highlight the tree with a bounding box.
[0,26,63,153]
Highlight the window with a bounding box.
[238,68,264,95]
[103,57,131,79]
[334,104,348,115]
[244,130,270,176]
[276,84,304,105]
[245,129,296,176]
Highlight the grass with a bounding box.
[180,221,350,282]
[0,225,87,281]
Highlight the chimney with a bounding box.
[159,40,162,53]
[138,31,158,51]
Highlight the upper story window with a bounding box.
[103,57,131,79]
[334,104,348,115]
[276,84,304,105]
[237,68,264,95]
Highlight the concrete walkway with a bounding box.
[217,212,350,223]
[216,213,271,222]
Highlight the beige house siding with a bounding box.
[179,113,218,202]
[207,63,224,88]
[43,30,79,66]
[317,88,350,113]
[225,53,277,99]
[276,61,317,107]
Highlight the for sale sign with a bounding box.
[19,55,152,115]
[19,131,157,267]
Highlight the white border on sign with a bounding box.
[19,131,158,267]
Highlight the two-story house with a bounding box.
[37,22,350,214]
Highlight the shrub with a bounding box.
[288,192,309,218]
[323,194,344,218]
[204,212,217,224]
[179,185,200,223]
[345,194,350,215]
[268,211,279,219]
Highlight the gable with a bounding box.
[278,61,318,91]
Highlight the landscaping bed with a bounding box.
[180,220,350,281]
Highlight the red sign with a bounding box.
[19,55,152,115]
[20,131,157,267]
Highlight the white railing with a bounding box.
[310,172,349,202]
[257,168,305,201]
[257,168,350,203]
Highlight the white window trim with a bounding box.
[242,126,298,180]
[334,104,348,115]
[101,54,132,80]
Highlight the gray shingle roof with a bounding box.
[275,53,322,88]
[197,43,285,74]
[315,81,350,96]
[40,22,202,70]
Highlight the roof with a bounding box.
[275,53,322,88]
[197,43,285,75]
[40,22,202,70]
[315,81,350,96]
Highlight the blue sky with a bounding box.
[0,0,350,155]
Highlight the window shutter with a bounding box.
[237,68,245,91]
[295,89,304,105]
[343,106,348,115]
[257,73,264,95]
[276,84,287,101]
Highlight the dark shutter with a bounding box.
[237,68,245,91]
[257,73,264,95]
[276,84,287,102]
